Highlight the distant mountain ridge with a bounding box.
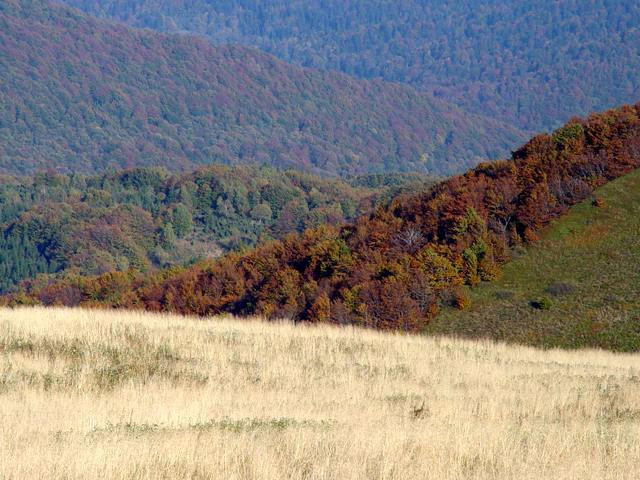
[60,0,640,132]
[0,0,524,176]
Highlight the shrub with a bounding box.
[478,258,502,281]
[523,228,539,243]
[453,288,472,311]
[530,297,553,310]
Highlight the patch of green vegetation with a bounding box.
[552,122,585,146]
[90,417,333,437]
[429,169,640,352]
[0,335,86,361]
[530,297,553,311]
[0,324,207,392]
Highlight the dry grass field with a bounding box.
[1,307,639,479]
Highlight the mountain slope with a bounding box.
[0,0,523,176]
[12,103,640,345]
[61,0,640,132]
[428,168,640,351]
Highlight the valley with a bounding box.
[0,166,437,293]
[10,104,639,349]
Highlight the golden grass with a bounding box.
[1,307,639,479]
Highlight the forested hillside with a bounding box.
[62,0,640,132]
[0,0,522,176]
[0,166,435,293]
[14,104,640,336]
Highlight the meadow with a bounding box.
[432,168,640,351]
[1,307,639,479]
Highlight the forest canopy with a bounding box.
[0,0,523,176]
[0,165,437,293]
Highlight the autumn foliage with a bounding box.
[13,104,640,331]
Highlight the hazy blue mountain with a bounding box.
[61,0,640,131]
[0,0,524,176]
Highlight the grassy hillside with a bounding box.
[1,307,639,479]
[0,0,523,176]
[428,168,640,351]
[62,0,640,132]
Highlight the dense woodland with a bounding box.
[12,104,640,331]
[62,0,640,132]
[0,166,436,293]
[0,0,523,177]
